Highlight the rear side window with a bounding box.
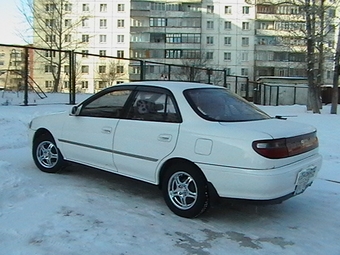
[184,88,270,122]
[126,90,181,123]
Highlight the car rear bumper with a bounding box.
[198,153,322,200]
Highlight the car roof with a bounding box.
[117,81,221,93]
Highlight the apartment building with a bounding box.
[32,0,337,93]
[254,0,336,85]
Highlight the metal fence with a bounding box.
[0,43,251,105]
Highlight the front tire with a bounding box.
[33,134,64,173]
[162,163,209,218]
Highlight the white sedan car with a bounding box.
[29,81,322,218]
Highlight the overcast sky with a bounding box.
[0,0,30,45]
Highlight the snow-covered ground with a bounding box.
[0,91,339,255]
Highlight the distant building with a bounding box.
[31,0,337,93]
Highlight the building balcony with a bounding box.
[255,44,305,52]
[255,29,304,37]
[255,60,305,68]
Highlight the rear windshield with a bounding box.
[184,88,270,122]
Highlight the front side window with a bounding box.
[80,90,132,118]
[126,90,181,123]
[184,88,270,122]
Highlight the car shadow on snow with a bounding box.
[57,162,312,223]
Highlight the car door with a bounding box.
[60,88,133,172]
[113,87,181,183]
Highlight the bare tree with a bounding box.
[20,0,88,92]
[96,60,125,88]
[172,52,211,82]
[253,0,338,113]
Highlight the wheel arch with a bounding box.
[158,157,220,203]
[158,157,206,189]
[33,128,55,143]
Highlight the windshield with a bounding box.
[184,88,270,122]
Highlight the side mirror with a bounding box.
[70,105,80,116]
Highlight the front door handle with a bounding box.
[102,126,112,134]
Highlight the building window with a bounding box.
[82,50,88,58]
[82,18,89,27]
[207,36,214,45]
[64,65,69,74]
[241,68,248,76]
[117,65,124,73]
[150,18,167,27]
[64,81,69,88]
[118,4,125,12]
[64,34,71,42]
[99,34,107,43]
[100,19,107,29]
[64,3,72,11]
[81,81,89,89]
[226,68,231,75]
[242,22,250,30]
[241,52,249,61]
[98,65,106,73]
[206,52,213,60]
[45,50,56,58]
[117,35,124,43]
[224,52,231,61]
[82,34,89,42]
[82,4,89,12]
[225,6,232,14]
[151,2,165,11]
[45,19,55,28]
[224,21,232,30]
[117,19,125,28]
[207,21,214,29]
[45,80,54,88]
[81,65,89,74]
[117,50,124,58]
[99,50,106,56]
[165,50,182,59]
[100,4,107,12]
[242,6,250,14]
[242,37,249,46]
[45,4,56,12]
[224,37,231,45]
[64,19,71,27]
[44,65,55,73]
[98,81,107,89]
[207,5,214,13]
[45,35,56,42]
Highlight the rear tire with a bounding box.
[162,163,209,218]
[32,134,64,173]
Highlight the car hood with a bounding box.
[219,118,316,139]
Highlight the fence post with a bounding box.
[245,77,249,100]
[223,69,227,87]
[139,60,145,81]
[263,84,266,105]
[235,76,238,94]
[167,64,171,80]
[69,50,76,105]
[23,47,29,106]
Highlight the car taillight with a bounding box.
[252,132,318,159]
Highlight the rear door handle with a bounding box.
[158,134,172,142]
